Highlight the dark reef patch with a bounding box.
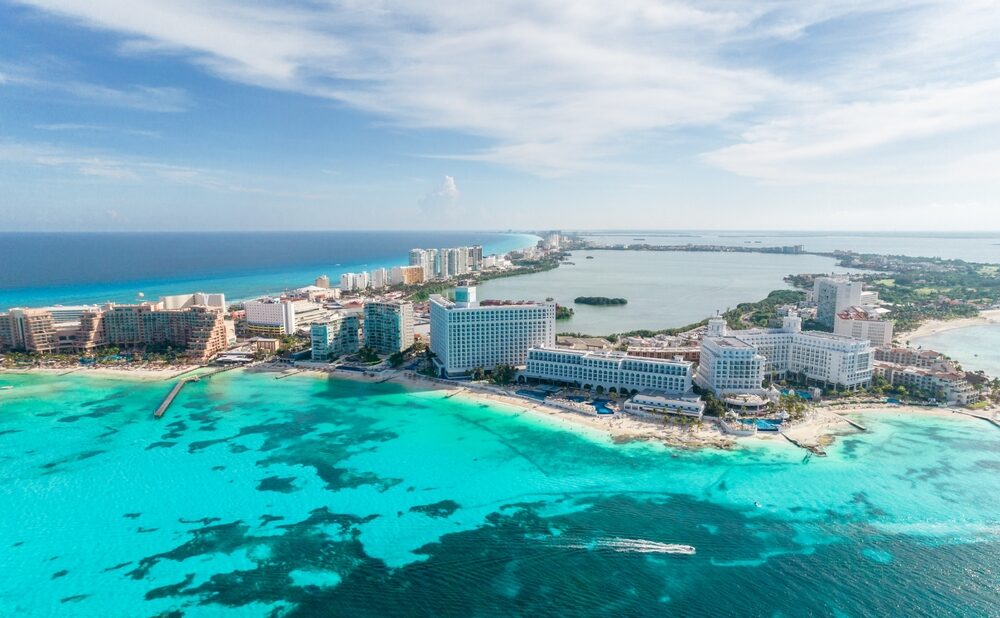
[259,514,285,527]
[60,594,89,603]
[103,561,133,572]
[409,500,461,519]
[102,489,1000,617]
[58,404,122,423]
[40,449,106,472]
[51,569,69,579]
[257,476,299,493]
[178,517,221,526]
[145,573,196,600]
[146,441,177,450]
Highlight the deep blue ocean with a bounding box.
[0,232,537,309]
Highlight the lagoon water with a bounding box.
[1,370,998,616]
[477,250,850,335]
[580,231,1000,264]
[910,324,1000,378]
[0,232,537,310]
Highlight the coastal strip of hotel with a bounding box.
[1,233,988,427]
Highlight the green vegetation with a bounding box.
[831,253,1000,332]
[417,346,438,378]
[278,334,308,353]
[489,364,517,385]
[693,387,725,417]
[0,343,194,368]
[722,289,806,329]
[774,393,808,421]
[354,346,381,364]
[574,296,628,306]
[555,305,574,320]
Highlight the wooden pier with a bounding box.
[154,376,199,418]
[152,366,236,418]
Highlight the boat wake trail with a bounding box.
[564,538,696,555]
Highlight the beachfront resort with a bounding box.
[3,234,998,452]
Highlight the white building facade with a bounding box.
[695,337,767,393]
[524,347,693,395]
[429,286,555,377]
[834,307,894,347]
[244,299,297,336]
[623,394,705,419]
[697,315,873,394]
[814,277,863,327]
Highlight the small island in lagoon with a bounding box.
[574,296,628,306]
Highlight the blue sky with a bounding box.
[1,1,999,231]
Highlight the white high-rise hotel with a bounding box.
[696,314,873,394]
[363,300,415,355]
[429,285,555,377]
[814,276,863,327]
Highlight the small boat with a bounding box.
[754,501,762,508]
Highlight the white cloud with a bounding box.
[0,138,330,199]
[34,123,162,138]
[418,175,461,215]
[10,0,1000,183]
[10,0,799,174]
[704,79,1000,183]
[1,63,191,112]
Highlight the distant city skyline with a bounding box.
[2,1,999,231]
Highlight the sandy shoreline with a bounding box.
[0,364,201,381]
[6,362,994,451]
[901,308,1000,341]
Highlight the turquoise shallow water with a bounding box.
[0,370,998,616]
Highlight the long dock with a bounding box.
[154,376,200,418]
[152,366,238,419]
[954,409,1000,429]
[832,413,867,431]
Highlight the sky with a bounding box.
[1,1,999,232]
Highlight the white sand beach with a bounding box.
[0,364,200,381]
[901,308,1000,341]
